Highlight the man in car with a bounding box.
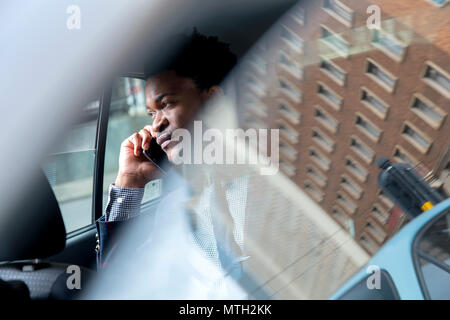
[96,30,255,289]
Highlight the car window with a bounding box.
[86,1,450,299]
[338,269,399,300]
[415,208,450,299]
[42,100,100,233]
[102,77,162,211]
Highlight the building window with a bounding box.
[243,95,268,118]
[248,53,268,75]
[360,87,389,119]
[244,117,267,130]
[279,52,303,79]
[320,25,350,57]
[306,164,328,187]
[312,127,335,153]
[372,29,406,61]
[337,191,357,214]
[279,79,302,103]
[292,6,306,25]
[314,105,339,133]
[350,135,375,163]
[377,189,395,210]
[279,101,301,124]
[422,61,450,98]
[278,119,300,144]
[280,159,297,177]
[360,233,379,255]
[366,59,397,92]
[332,206,352,230]
[401,122,432,154]
[366,219,387,243]
[317,81,343,110]
[281,25,304,53]
[280,139,298,161]
[340,174,363,199]
[355,113,382,142]
[392,145,419,167]
[371,203,390,225]
[345,156,369,182]
[319,57,346,86]
[410,94,446,129]
[245,73,266,97]
[322,0,353,26]
[309,146,331,171]
[304,180,324,202]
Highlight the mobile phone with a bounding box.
[143,138,168,175]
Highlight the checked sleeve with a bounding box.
[105,183,145,221]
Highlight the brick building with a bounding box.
[237,0,450,254]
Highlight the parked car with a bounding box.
[331,198,450,300]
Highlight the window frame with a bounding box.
[308,146,332,171]
[332,205,351,229]
[371,28,407,63]
[412,207,450,300]
[336,190,357,214]
[277,118,300,144]
[278,98,301,124]
[312,126,335,153]
[365,58,398,94]
[340,173,363,199]
[279,137,299,161]
[360,86,390,120]
[354,112,382,143]
[409,93,447,130]
[280,25,304,54]
[392,144,419,167]
[350,135,375,164]
[345,155,369,182]
[321,0,354,27]
[280,158,297,177]
[314,105,339,133]
[278,50,304,80]
[303,179,325,202]
[317,81,343,111]
[320,24,350,59]
[291,5,306,26]
[279,77,302,103]
[83,72,165,235]
[421,61,450,99]
[319,56,347,87]
[371,203,390,225]
[401,121,433,154]
[306,163,328,188]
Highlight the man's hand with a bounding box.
[115,126,161,188]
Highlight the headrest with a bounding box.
[0,168,66,261]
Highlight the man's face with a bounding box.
[145,70,208,162]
